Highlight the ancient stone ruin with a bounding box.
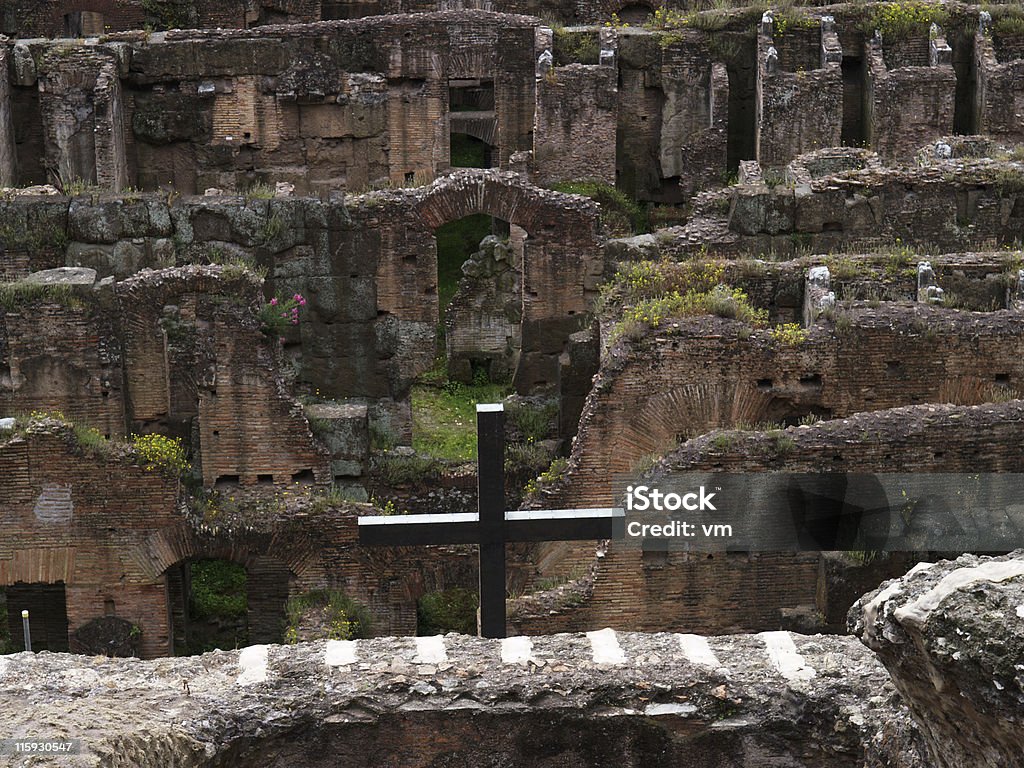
[2,0,1024,765]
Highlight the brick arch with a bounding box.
[573,381,776,498]
[413,169,600,235]
[610,0,660,22]
[451,121,497,148]
[128,524,318,583]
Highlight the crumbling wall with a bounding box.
[0,262,330,486]
[444,234,522,383]
[975,20,1024,145]
[853,550,1024,768]
[0,12,538,194]
[864,28,955,160]
[756,15,842,168]
[115,267,330,486]
[667,400,1024,475]
[562,307,1024,511]
[723,158,1024,253]
[659,32,729,200]
[0,171,601,442]
[0,276,125,438]
[0,0,322,38]
[0,629,929,767]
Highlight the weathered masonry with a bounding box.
[1,7,1020,205]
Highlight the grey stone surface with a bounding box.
[0,630,928,768]
[852,550,1024,768]
[22,266,96,285]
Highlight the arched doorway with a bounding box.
[165,554,292,654]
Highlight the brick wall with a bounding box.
[561,307,1024,510]
[975,28,1024,145]
[535,65,617,187]
[757,22,842,168]
[0,426,179,658]
[865,32,955,161]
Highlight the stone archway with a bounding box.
[375,170,604,394]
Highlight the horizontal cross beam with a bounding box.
[358,508,624,546]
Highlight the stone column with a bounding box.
[917,261,944,304]
[804,265,836,325]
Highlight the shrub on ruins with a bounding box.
[987,4,1024,41]
[770,322,809,346]
[552,29,600,65]
[550,180,648,235]
[373,450,443,486]
[506,399,557,443]
[72,424,113,458]
[190,560,247,622]
[258,292,307,337]
[863,1,949,40]
[284,589,372,643]
[774,9,819,37]
[610,283,768,344]
[602,260,726,308]
[131,433,189,475]
[417,588,478,636]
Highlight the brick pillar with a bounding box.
[93,62,128,191]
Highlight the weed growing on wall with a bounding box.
[770,323,810,346]
[612,284,768,343]
[259,293,307,337]
[865,2,949,40]
[550,180,648,235]
[0,282,81,312]
[284,590,372,643]
[131,433,189,474]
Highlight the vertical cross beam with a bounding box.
[476,404,506,638]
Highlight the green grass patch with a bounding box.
[412,381,511,461]
[549,180,648,235]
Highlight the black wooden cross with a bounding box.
[358,403,624,638]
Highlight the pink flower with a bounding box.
[269,297,278,306]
